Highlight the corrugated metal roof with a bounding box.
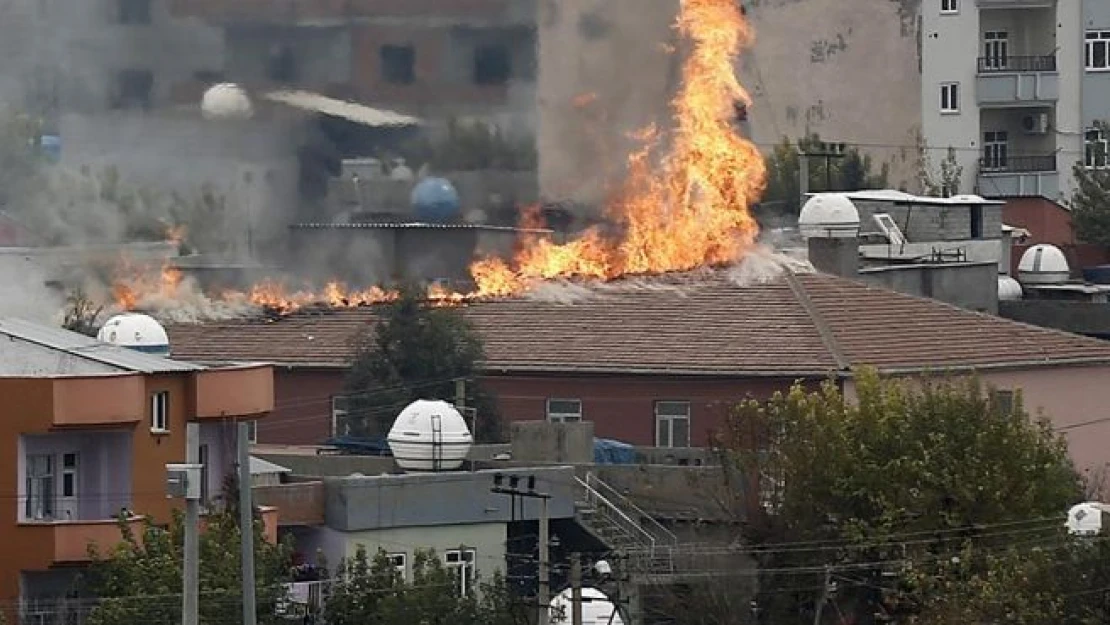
[0,317,204,374]
[290,221,551,233]
[263,90,420,127]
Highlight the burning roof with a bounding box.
[165,259,1110,376]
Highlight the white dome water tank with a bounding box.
[549,587,624,625]
[998,276,1023,301]
[798,193,860,239]
[97,313,171,356]
[1067,502,1110,536]
[201,83,253,120]
[1018,244,1070,285]
[386,400,473,471]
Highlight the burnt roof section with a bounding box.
[290,221,551,234]
[166,268,1110,376]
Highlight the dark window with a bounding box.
[118,0,151,25]
[380,45,415,84]
[992,390,1015,415]
[267,45,297,83]
[474,45,511,85]
[114,69,153,109]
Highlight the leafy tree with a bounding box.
[1071,121,1110,246]
[916,141,964,198]
[82,489,293,625]
[715,368,1085,624]
[344,284,504,442]
[760,134,890,216]
[324,546,519,625]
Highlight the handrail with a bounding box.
[575,476,657,554]
[585,472,679,545]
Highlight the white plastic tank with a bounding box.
[1017,244,1070,285]
[97,313,171,357]
[798,193,861,239]
[549,587,624,625]
[386,400,473,472]
[201,83,253,120]
[1067,502,1110,536]
[997,276,1024,301]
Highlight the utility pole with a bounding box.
[570,553,583,625]
[167,423,202,625]
[813,565,833,625]
[238,421,258,625]
[492,473,552,625]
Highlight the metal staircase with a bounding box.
[574,472,681,576]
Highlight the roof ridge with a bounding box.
[783,270,850,371]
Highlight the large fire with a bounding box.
[109,0,765,316]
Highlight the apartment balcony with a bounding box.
[977,56,1058,106]
[19,516,146,564]
[976,0,1054,8]
[0,375,146,428]
[978,154,1059,197]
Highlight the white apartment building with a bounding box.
[922,0,1110,204]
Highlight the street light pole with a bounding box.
[239,422,258,625]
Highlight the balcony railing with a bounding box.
[19,515,146,563]
[977,55,1057,73]
[979,154,1056,174]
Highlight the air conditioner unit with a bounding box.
[1022,113,1049,135]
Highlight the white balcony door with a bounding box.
[58,452,79,520]
[984,31,1009,70]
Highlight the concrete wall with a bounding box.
[342,522,507,583]
[510,421,595,464]
[859,261,999,314]
[224,24,352,90]
[537,0,923,210]
[1000,300,1110,338]
[854,200,1003,241]
[325,466,577,531]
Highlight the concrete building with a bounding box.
[537,0,924,209]
[920,0,1110,203]
[0,318,275,622]
[169,0,539,135]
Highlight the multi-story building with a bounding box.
[169,0,539,136]
[921,0,1105,203]
[0,318,275,621]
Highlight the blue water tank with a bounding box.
[411,177,460,222]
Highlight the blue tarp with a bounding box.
[593,438,636,465]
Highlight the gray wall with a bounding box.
[538,0,923,209]
[325,466,578,532]
[860,262,999,314]
[855,200,1003,242]
[224,25,352,89]
[1000,300,1110,337]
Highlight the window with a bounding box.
[387,553,407,577]
[113,69,153,109]
[473,44,512,85]
[940,82,960,114]
[151,391,169,432]
[983,31,1009,70]
[941,0,958,14]
[25,455,54,520]
[982,131,1009,171]
[61,453,77,499]
[246,420,258,444]
[1086,127,1109,168]
[1087,31,1110,71]
[444,549,477,596]
[380,45,415,84]
[545,399,582,423]
[991,390,1015,415]
[198,444,210,506]
[118,0,151,24]
[654,401,690,448]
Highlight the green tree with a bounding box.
[1071,122,1110,246]
[760,134,890,216]
[82,494,293,625]
[324,546,519,625]
[716,368,1085,624]
[917,142,965,198]
[344,284,504,442]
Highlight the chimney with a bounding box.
[798,193,861,279]
[807,236,859,278]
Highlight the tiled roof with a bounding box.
[166,268,1110,376]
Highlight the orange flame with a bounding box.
[108,0,764,315]
[468,0,766,297]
